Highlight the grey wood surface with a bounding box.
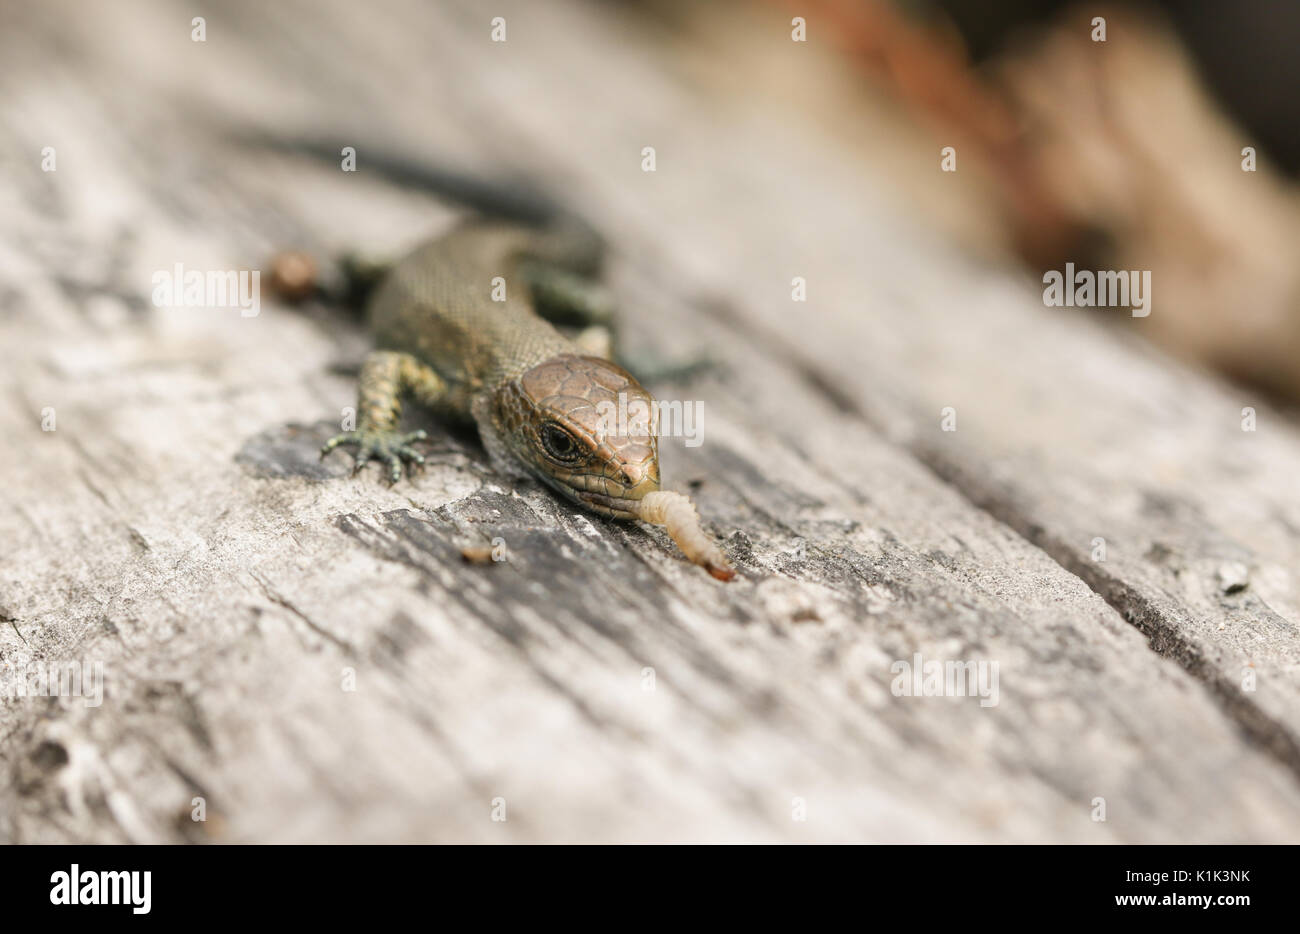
[2,0,1299,842]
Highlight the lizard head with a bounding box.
[493,355,660,519]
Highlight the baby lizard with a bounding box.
[281,143,735,580]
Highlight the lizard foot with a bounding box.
[320,428,428,483]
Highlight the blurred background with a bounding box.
[775,0,1300,404]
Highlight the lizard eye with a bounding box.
[540,424,580,462]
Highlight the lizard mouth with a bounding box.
[577,491,645,520]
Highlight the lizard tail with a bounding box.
[236,129,604,272]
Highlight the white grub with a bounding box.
[637,491,735,581]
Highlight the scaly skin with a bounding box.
[320,218,733,577]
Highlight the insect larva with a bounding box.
[637,491,735,581]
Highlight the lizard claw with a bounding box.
[394,444,426,465]
[320,428,429,482]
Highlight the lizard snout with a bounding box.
[614,448,659,498]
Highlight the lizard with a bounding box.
[262,139,736,580]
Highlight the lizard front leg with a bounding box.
[321,351,445,482]
[518,259,617,360]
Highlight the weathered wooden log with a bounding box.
[1,0,1298,843]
